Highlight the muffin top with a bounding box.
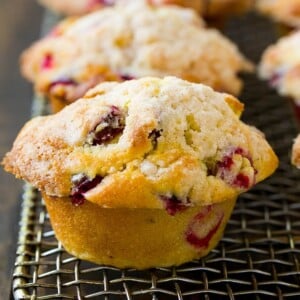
[3,77,278,210]
[259,30,300,102]
[256,0,300,27]
[23,1,252,105]
[38,0,252,18]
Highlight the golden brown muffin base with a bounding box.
[43,194,236,269]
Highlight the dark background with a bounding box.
[0,0,43,297]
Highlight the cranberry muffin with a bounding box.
[3,77,278,269]
[259,30,300,105]
[259,31,300,164]
[22,2,252,112]
[38,0,253,19]
[256,0,300,29]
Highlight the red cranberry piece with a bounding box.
[269,72,282,88]
[87,0,115,8]
[41,53,54,70]
[87,106,125,146]
[160,195,190,216]
[48,78,77,91]
[215,147,256,190]
[233,147,245,156]
[207,148,245,176]
[71,174,103,206]
[71,193,85,206]
[217,155,234,171]
[217,147,245,174]
[119,74,135,81]
[148,129,162,149]
[185,205,224,249]
[233,173,250,189]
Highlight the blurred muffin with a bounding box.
[256,0,300,30]
[259,31,300,163]
[2,77,278,269]
[38,0,253,19]
[292,134,300,166]
[22,1,252,112]
[258,30,300,106]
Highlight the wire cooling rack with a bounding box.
[12,10,300,300]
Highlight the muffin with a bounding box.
[256,0,300,32]
[2,77,278,269]
[22,1,252,112]
[258,30,300,124]
[38,0,253,19]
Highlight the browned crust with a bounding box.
[224,94,244,117]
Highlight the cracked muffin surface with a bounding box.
[23,1,252,112]
[3,77,278,209]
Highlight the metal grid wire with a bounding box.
[12,10,300,300]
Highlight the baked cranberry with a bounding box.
[217,155,234,170]
[269,72,282,88]
[87,106,125,146]
[217,147,245,175]
[71,174,103,206]
[160,195,190,216]
[87,0,115,8]
[48,78,77,91]
[233,173,250,189]
[148,129,162,149]
[233,147,245,156]
[185,205,224,249]
[41,53,53,70]
[214,147,256,190]
[119,74,135,81]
